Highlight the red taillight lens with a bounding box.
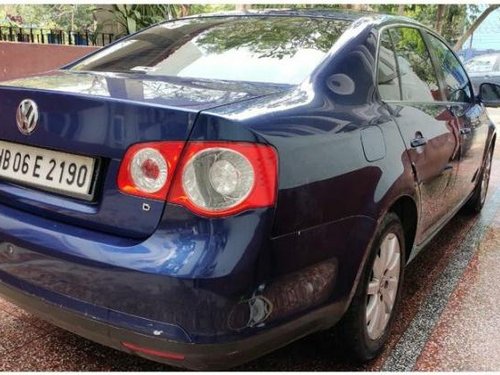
[118,141,278,216]
[117,141,184,200]
[168,142,278,217]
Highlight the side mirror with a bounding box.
[479,82,500,108]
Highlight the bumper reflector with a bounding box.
[121,341,185,361]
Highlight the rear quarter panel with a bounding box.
[193,23,418,302]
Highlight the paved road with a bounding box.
[1,109,499,371]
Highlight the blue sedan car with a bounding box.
[0,11,498,369]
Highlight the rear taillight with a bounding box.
[168,142,278,217]
[117,141,184,200]
[118,141,278,217]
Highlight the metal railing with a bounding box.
[0,26,114,47]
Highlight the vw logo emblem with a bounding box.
[16,99,39,135]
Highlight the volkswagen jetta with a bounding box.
[0,10,498,369]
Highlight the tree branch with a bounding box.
[453,4,499,51]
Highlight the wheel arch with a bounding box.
[387,195,418,263]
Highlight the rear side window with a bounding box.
[389,27,441,102]
[377,30,401,100]
[426,34,473,103]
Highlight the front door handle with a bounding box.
[460,127,472,135]
[410,136,427,148]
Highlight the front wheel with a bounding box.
[337,212,405,361]
[464,146,494,214]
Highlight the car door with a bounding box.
[377,26,462,240]
[424,32,490,201]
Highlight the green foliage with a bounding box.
[390,26,437,86]
[100,4,180,35]
[249,4,478,46]
[195,17,349,59]
[101,4,237,37]
[188,4,235,14]
[0,4,96,31]
[251,4,343,10]
[0,3,494,49]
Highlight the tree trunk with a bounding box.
[235,4,250,12]
[71,4,77,32]
[435,5,446,34]
[454,4,499,51]
[397,4,405,15]
[179,4,190,17]
[348,4,370,11]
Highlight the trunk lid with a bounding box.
[0,70,280,238]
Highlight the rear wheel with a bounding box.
[338,212,405,361]
[464,146,493,214]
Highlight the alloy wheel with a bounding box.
[480,151,492,205]
[365,232,401,340]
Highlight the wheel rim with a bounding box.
[366,232,401,340]
[480,152,492,205]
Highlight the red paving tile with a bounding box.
[0,312,51,356]
[0,327,171,371]
[402,126,500,371]
[0,298,56,331]
[369,213,478,369]
[414,210,500,370]
[232,212,482,371]
[0,109,499,370]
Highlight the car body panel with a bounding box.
[0,72,285,238]
[0,200,375,341]
[200,20,418,235]
[0,11,495,369]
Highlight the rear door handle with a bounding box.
[443,164,453,171]
[460,127,472,135]
[410,137,427,148]
[439,164,454,176]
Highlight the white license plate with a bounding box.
[0,141,96,200]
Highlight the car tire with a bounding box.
[337,212,405,362]
[463,146,494,214]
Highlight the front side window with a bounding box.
[71,16,351,85]
[389,27,441,102]
[426,34,473,103]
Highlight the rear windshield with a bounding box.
[71,16,351,84]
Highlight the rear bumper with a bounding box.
[0,276,345,370]
[0,200,373,369]
[0,202,279,344]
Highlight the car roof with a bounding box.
[179,8,422,28]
